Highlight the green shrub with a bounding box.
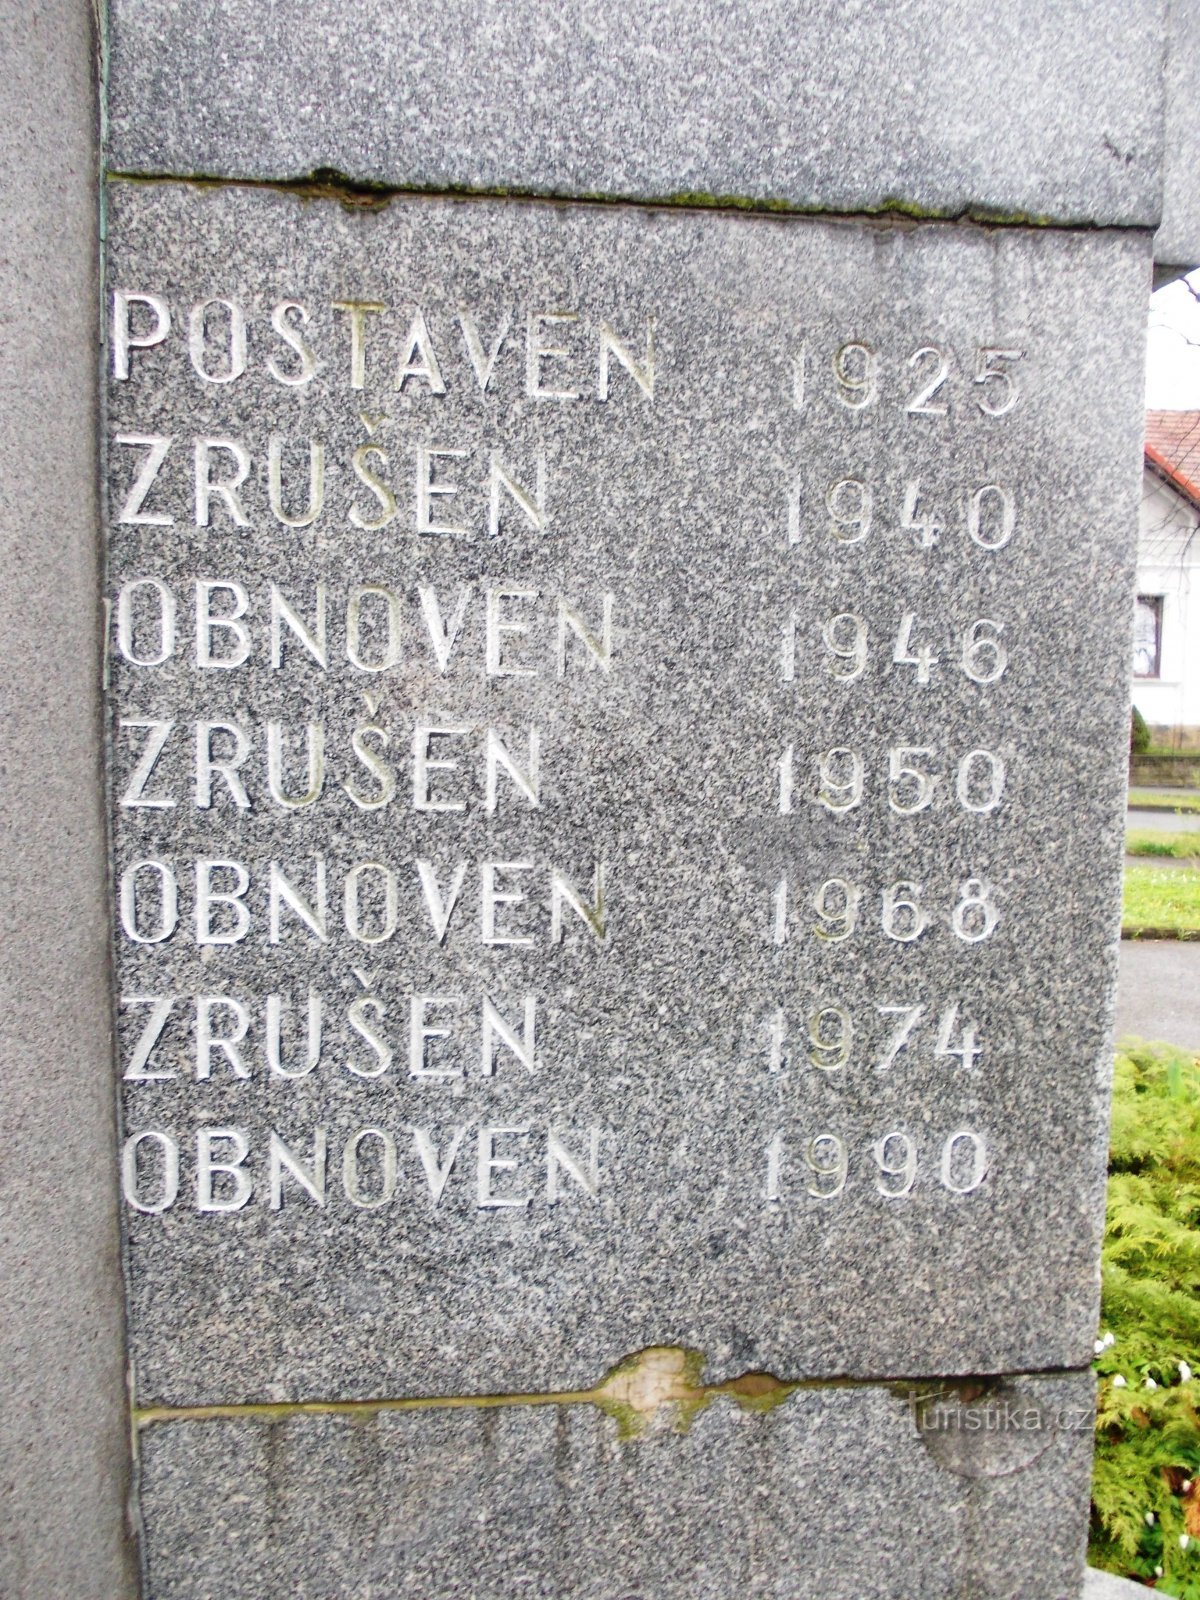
[1132,706,1153,755]
[1092,1042,1200,1592]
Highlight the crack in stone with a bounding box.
[133,1344,1091,1452]
[102,167,1149,236]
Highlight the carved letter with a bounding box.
[546,1130,601,1202]
[480,995,536,1077]
[412,724,469,812]
[120,719,176,808]
[597,319,655,400]
[269,858,328,944]
[409,995,464,1079]
[486,587,537,677]
[195,859,251,945]
[344,997,393,1077]
[267,722,326,808]
[481,861,533,947]
[112,291,170,380]
[551,864,605,942]
[115,434,174,525]
[556,594,613,675]
[349,445,397,530]
[194,438,251,526]
[488,454,546,537]
[412,1125,469,1203]
[269,1129,327,1209]
[477,1127,531,1208]
[196,1128,253,1212]
[526,312,579,400]
[194,721,251,809]
[119,859,178,945]
[417,584,470,673]
[485,726,540,811]
[195,994,250,1079]
[346,584,402,672]
[188,299,247,383]
[415,446,467,535]
[395,310,445,393]
[342,1128,396,1208]
[458,311,511,391]
[195,579,251,668]
[268,435,325,527]
[332,300,385,390]
[270,584,327,669]
[265,991,322,1079]
[344,861,398,945]
[268,301,317,386]
[122,1130,179,1213]
[116,577,176,666]
[415,859,467,944]
[121,994,177,1081]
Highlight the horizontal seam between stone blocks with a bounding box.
[102,167,1156,235]
[132,1362,1093,1430]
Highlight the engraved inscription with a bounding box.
[104,192,1121,1413]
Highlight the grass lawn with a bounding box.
[1128,789,1200,814]
[1123,864,1200,938]
[1127,829,1200,860]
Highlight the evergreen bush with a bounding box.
[1092,1042,1200,1593]
[1132,706,1153,755]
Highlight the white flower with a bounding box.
[1113,1375,1127,1388]
[1156,1567,1164,1578]
[1105,1332,1117,1348]
[1181,1361,1193,1383]
[1147,1511,1157,1525]
[1095,1340,1105,1356]
[1146,1379,1159,1391]
[1183,1534,1192,1550]
[1185,1480,1194,1493]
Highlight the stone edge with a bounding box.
[0,0,136,1593]
[1155,0,1200,270]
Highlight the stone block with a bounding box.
[1156,0,1200,268]
[105,182,1147,1405]
[136,1371,1095,1599]
[106,0,1166,229]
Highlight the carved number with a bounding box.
[770,875,1002,945]
[766,1129,990,1199]
[789,478,1017,551]
[764,1000,984,1076]
[906,347,949,416]
[794,612,1009,685]
[789,343,1023,416]
[778,745,1007,816]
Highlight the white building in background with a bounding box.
[1134,411,1200,747]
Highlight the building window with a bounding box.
[1133,594,1163,679]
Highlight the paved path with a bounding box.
[1128,806,1200,834]
[1116,939,1200,1050]
[1085,1568,1149,1597]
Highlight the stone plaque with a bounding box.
[107,181,1144,1406]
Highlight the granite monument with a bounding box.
[2,1,1198,1596]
